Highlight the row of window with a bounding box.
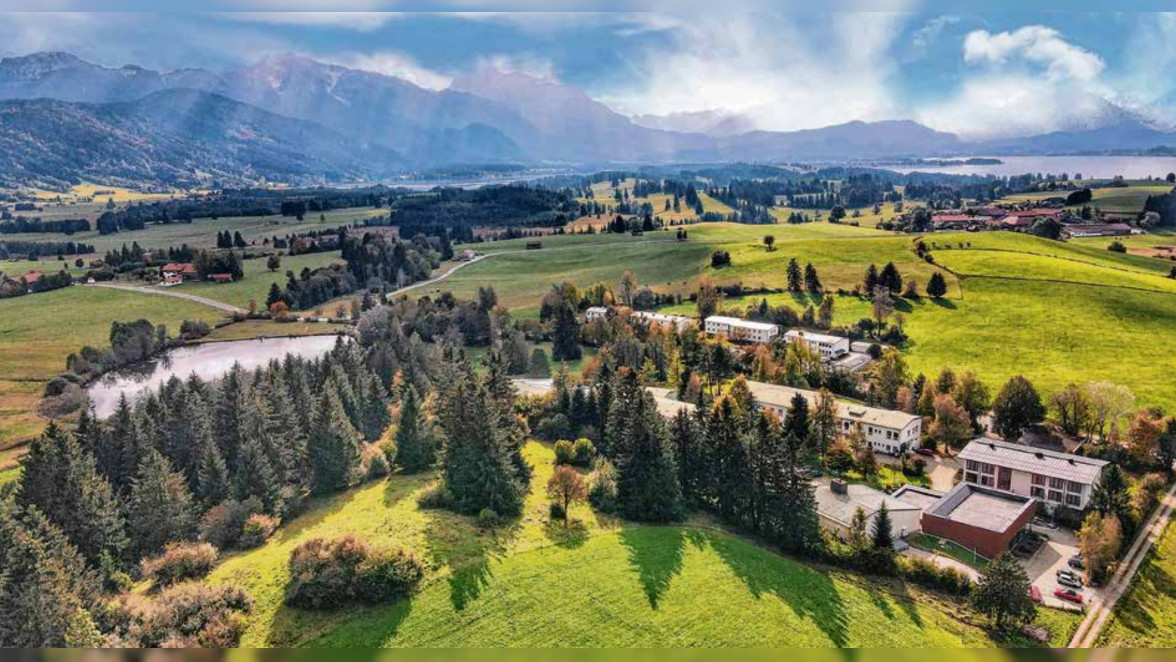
[1031,486,1083,508]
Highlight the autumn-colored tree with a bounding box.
[929,394,973,451]
[547,466,588,523]
[269,301,290,320]
[1126,410,1166,468]
[1078,512,1122,585]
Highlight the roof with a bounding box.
[1065,223,1133,235]
[162,262,196,274]
[1007,208,1063,218]
[925,483,1036,533]
[958,439,1108,485]
[932,214,973,223]
[891,485,945,512]
[209,273,234,282]
[631,311,696,328]
[745,380,921,431]
[785,330,850,345]
[705,316,779,332]
[815,482,922,528]
[22,270,42,283]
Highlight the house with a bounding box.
[704,316,780,344]
[22,270,42,285]
[931,214,978,230]
[585,306,609,322]
[815,480,924,539]
[917,483,1037,560]
[630,310,696,332]
[457,249,478,262]
[957,439,1108,511]
[1062,223,1133,239]
[744,380,923,455]
[162,263,198,282]
[208,273,235,284]
[784,330,850,360]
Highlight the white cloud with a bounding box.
[325,50,453,89]
[598,13,908,132]
[474,53,558,81]
[218,12,401,31]
[963,26,1104,82]
[911,14,959,50]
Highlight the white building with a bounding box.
[745,381,923,455]
[784,330,851,360]
[957,439,1108,511]
[704,316,780,344]
[815,480,923,539]
[630,310,696,332]
[585,306,609,322]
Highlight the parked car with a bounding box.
[1055,588,1085,605]
[915,448,936,458]
[1057,569,1085,589]
[1068,555,1085,570]
[1030,586,1042,603]
[1033,517,1058,530]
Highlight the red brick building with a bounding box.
[920,483,1037,560]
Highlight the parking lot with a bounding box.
[1020,523,1100,611]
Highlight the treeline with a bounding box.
[388,185,577,243]
[0,268,72,299]
[0,239,94,259]
[0,217,90,234]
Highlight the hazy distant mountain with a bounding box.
[0,52,224,103]
[705,120,963,161]
[0,89,404,189]
[978,117,1176,155]
[632,110,757,137]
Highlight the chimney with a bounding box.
[831,480,848,496]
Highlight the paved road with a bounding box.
[1069,480,1176,647]
[84,282,246,314]
[388,254,490,298]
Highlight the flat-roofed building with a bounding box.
[957,439,1108,511]
[815,480,923,539]
[704,316,780,344]
[631,310,696,332]
[784,330,851,360]
[745,380,923,454]
[920,482,1037,559]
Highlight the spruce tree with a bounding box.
[395,386,434,473]
[926,272,948,299]
[670,408,704,502]
[872,501,894,549]
[308,388,363,495]
[803,263,822,293]
[128,450,196,559]
[611,371,681,522]
[551,301,582,362]
[786,258,802,291]
[360,375,392,442]
[783,391,811,448]
[195,434,230,507]
[773,431,823,555]
[863,264,879,293]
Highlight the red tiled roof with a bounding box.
[1006,208,1062,218]
[23,270,42,283]
[162,262,196,274]
[209,273,234,282]
[933,215,973,223]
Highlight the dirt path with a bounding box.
[1069,480,1176,647]
[83,282,245,314]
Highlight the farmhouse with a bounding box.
[815,480,923,539]
[744,381,923,455]
[918,483,1037,560]
[631,310,696,331]
[784,330,850,360]
[1062,223,1133,239]
[957,439,1108,511]
[931,214,989,230]
[208,273,235,284]
[161,263,198,285]
[457,249,478,262]
[704,316,780,344]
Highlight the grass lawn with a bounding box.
[204,319,351,342]
[1099,521,1176,646]
[0,286,226,449]
[209,442,1077,647]
[172,251,345,310]
[908,533,989,570]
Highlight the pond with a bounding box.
[86,334,345,417]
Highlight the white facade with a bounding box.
[746,381,923,455]
[704,316,780,344]
[630,310,696,332]
[585,306,609,322]
[815,481,923,539]
[784,330,851,360]
[958,439,1107,511]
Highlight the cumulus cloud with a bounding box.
[963,26,1104,82]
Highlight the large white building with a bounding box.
[630,310,697,332]
[745,381,923,455]
[704,316,780,344]
[815,480,923,539]
[784,330,851,360]
[957,439,1108,511]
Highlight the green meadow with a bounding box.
[209,442,1078,648]
[1100,521,1176,647]
[173,250,345,310]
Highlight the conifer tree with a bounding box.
[872,501,894,549]
[786,258,802,291]
[611,370,681,523]
[128,450,196,559]
[195,434,230,507]
[926,272,948,299]
[670,408,705,502]
[774,431,823,554]
[308,388,363,495]
[784,391,811,447]
[360,375,392,442]
[395,386,434,473]
[803,263,822,293]
[707,396,752,524]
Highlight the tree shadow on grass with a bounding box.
[544,518,590,549]
[705,530,850,647]
[422,505,520,613]
[929,297,958,310]
[620,525,687,610]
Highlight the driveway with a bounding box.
[1022,525,1101,611]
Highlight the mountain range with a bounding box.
[1,51,1175,189]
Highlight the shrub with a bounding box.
[535,413,572,441]
[108,583,253,648]
[365,450,391,480]
[588,457,618,513]
[199,498,264,550]
[179,319,211,341]
[477,508,499,529]
[417,483,455,510]
[140,543,219,587]
[286,534,423,610]
[553,440,576,465]
[572,438,596,466]
[239,514,279,550]
[1108,241,1127,253]
[897,555,972,596]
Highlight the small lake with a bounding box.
[885,155,1176,180]
[86,335,344,418]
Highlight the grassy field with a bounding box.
[1099,521,1176,646]
[908,533,989,570]
[0,207,384,255]
[0,286,227,453]
[208,441,1077,648]
[173,251,345,310]
[999,183,1172,217]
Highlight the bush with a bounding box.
[239,514,279,550]
[477,508,499,529]
[588,457,618,513]
[199,498,264,550]
[179,319,211,341]
[286,534,423,610]
[553,440,576,465]
[417,483,455,510]
[572,438,596,466]
[535,413,572,441]
[107,583,253,647]
[140,543,219,587]
[549,502,566,521]
[365,450,391,480]
[1108,241,1127,253]
[897,555,972,596]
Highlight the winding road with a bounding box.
[83,282,246,314]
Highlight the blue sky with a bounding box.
[3,10,1175,138]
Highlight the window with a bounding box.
[965,472,979,485]
[1067,481,1083,494]
[966,461,979,473]
[1031,474,1046,486]
[1049,477,1065,490]
[1065,494,1082,508]
[980,475,995,488]
[1031,487,1045,498]
[1048,490,1063,503]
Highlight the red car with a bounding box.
[1055,589,1084,605]
[1030,586,1042,603]
[915,448,936,458]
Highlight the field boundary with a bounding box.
[83,282,245,314]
